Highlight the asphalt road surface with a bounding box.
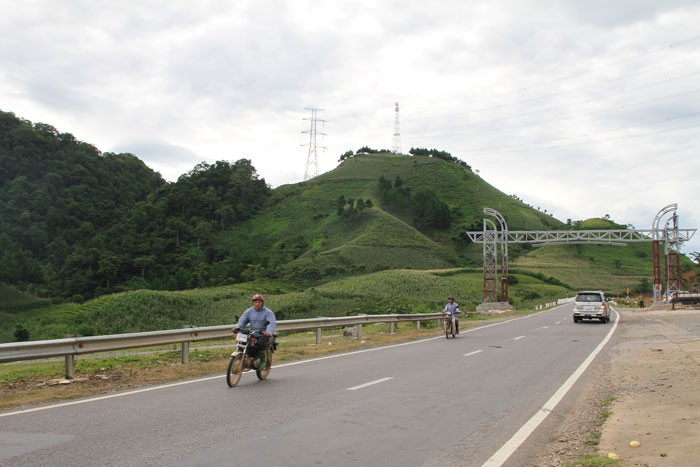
[0,304,617,466]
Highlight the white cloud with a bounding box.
[1,0,698,254]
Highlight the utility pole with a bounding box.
[392,102,402,154]
[302,108,326,180]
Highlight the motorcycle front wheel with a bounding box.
[226,354,245,387]
[256,349,272,380]
[444,321,451,339]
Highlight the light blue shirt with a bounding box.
[443,302,460,314]
[235,306,277,334]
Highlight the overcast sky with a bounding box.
[1,0,698,255]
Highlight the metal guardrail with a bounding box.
[0,313,442,379]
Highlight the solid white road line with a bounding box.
[346,377,394,391]
[481,309,619,467]
[513,335,525,340]
[464,350,484,357]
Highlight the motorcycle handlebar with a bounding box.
[232,328,264,337]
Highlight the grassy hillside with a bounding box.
[319,153,562,231]
[219,153,564,282]
[0,283,51,312]
[512,243,654,295]
[0,267,573,342]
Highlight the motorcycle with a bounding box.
[226,328,275,387]
[443,310,458,339]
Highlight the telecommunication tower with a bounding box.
[392,102,402,154]
[302,107,326,180]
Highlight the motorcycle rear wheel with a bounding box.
[445,320,455,339]
[226,354,245,387]
[256,349,272,380]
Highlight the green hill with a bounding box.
[0,109,564,298]
[219,152,563,282]
[0,283,51,312]
[512,243,654,294]
[3,111,695,343]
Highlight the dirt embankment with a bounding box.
[535,307,700,466]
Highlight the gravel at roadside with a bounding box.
[533,307,700,466]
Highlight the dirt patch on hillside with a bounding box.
[534,307,700,466]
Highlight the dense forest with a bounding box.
[0,110,270,301]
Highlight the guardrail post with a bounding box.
[181,341,189,363]
[356,324,362,339]
[416,320,421,330]
[389,322,395,334]
[65,355,75,380]
[316,327,322,344]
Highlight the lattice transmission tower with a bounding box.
[302,107,326,180]
[392,101,402,154]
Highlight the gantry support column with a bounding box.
[482,219,498,303]
[484,208,509,303]
[652,204,677,304]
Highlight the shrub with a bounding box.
[13,324,30,342]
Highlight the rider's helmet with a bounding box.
[252,293,264,303]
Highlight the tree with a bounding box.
[412,189,452,230]
[356,198,365,214]
[13,324,30,342]
[378,175,391,193]
[336,195,346,215]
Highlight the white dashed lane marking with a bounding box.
[346,377,394,391]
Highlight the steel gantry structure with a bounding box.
[466,205,696,306]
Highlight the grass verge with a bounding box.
[567,396,618,466]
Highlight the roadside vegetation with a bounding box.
[1,268,568,342]
[568,396,619,466]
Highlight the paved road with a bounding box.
[0,305,616,466]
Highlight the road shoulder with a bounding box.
[598,307,700,466]
[532,307,700,466]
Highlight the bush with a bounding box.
[13,324,30,342]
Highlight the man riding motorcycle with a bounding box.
[443,295,460,334]
[232,294,277,370]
